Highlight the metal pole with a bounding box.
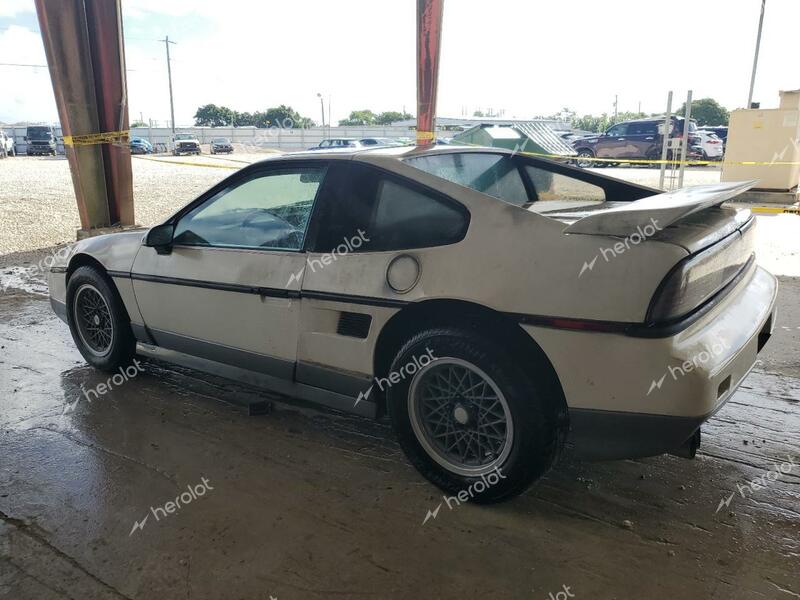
[317,93,325,128]
[747,0,766,108]
[416,0,445,146]
[613,94,618,122]
[659,91,673,190]
[161,36,176,136]
[678,90,692,189]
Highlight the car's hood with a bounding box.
[557,181,757,237]
[176,139,200,144]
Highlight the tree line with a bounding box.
[193,104,315,128]
[192,104,414,128]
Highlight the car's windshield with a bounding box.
[211,138,229,143]
[28,127,52,141]
[175,134,194,140]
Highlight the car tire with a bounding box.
[66,266,136,372]
[387,328,561,504]
[576,149,594,168]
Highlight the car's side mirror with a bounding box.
[145,223,175,255]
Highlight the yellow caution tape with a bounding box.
[132,155,239,169]
[518,150,800,167]
[63,129,129,146]
[416,130,436,141]
[750,206,800,215]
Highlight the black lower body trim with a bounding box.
[296,361,372,398]
[148,328,295,381]
[568,405,726,460]
[135,342,377,419]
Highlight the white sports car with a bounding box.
[48,145,777,502]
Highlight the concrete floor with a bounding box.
[1,248,799,599]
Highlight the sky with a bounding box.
[1,0,799,127]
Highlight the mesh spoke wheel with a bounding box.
[73,283,115,358]
[408,358,514,477]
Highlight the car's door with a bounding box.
[131,161,328,379]
[626,121,659,157]
[596,123,629,159]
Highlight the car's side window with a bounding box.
[524,165,606,211]
[367,179,468,251]
[310,163,469,253]
[607,124,628,136]
[173,166,327,251]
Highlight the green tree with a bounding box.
[473,110,485,117]
[130,120,148,128]
[194,104,233,127]
[677,98,729,126]
[376,111,413,125]
[338,110,378,126]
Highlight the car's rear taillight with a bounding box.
[647,221,756,324]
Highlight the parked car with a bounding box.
[695,130,724,161]
[308,138,366,151]
[359,137,403,147]
[573,117,703,168]
[25,125,57,156]
[0,131,15,157]
[48,146,776,503]
[699,126,729,152]
[210,138,234,154]
[173,133,201,156]
[130,138,154,155]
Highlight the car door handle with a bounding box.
[645,136,654,140]
[617,138,625,141]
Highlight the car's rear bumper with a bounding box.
[523,263,778,460]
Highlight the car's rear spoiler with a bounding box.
[563,180,757,237]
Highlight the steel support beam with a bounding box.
[416,0,444,146]
[34,0,134,233]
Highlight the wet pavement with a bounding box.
[1,262,799,599]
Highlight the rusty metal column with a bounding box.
[34,0,135,234]
[85,0,134,226]
[416,0,444,146]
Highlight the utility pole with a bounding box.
[317,92,325,127]
[747,0,766,108]
[160,36,176,136]
[613,95,618,122]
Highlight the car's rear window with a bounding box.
[405,153,528,206]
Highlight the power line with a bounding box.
[0,62,47,68]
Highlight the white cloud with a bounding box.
[0,0,34,18]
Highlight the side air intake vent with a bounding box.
[337,312,372,339]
